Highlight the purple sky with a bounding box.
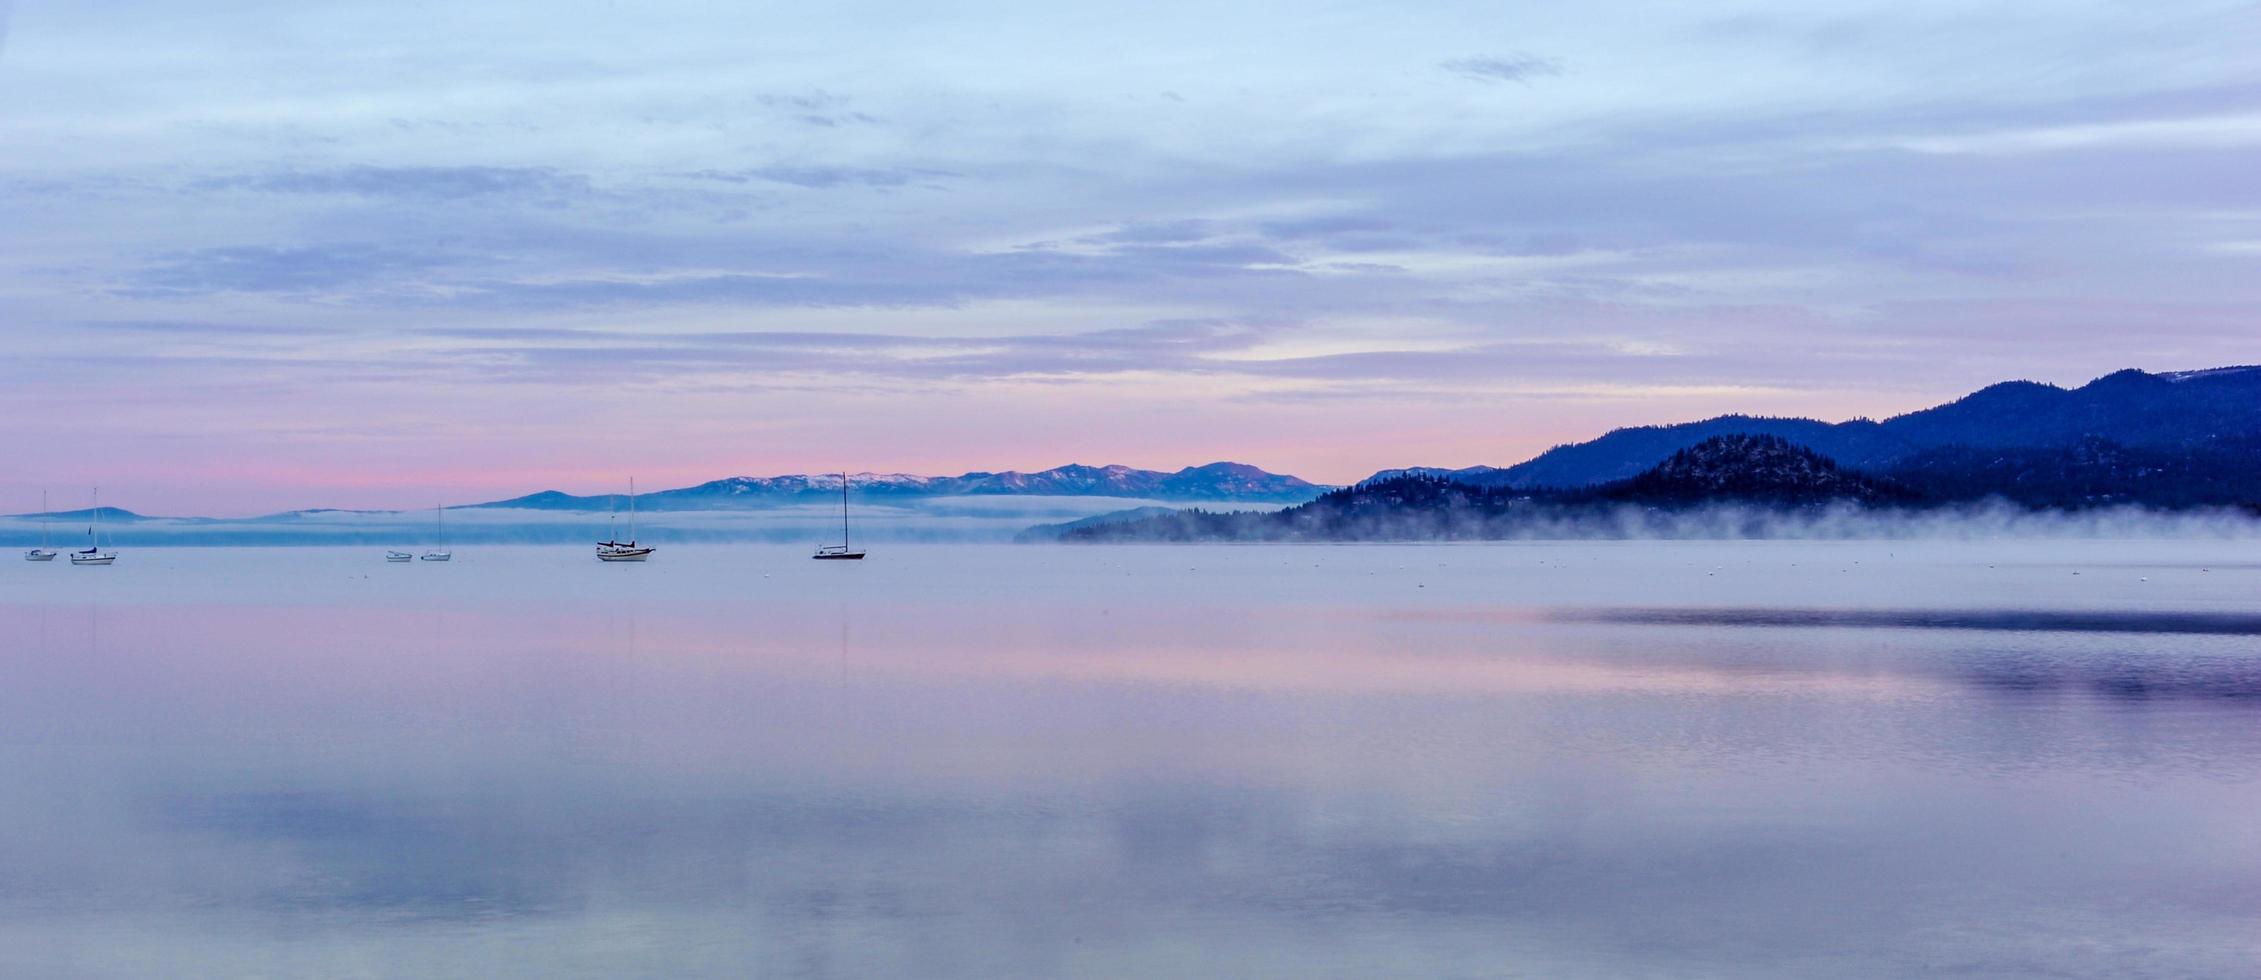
[2,0,2258,515]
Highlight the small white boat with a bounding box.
[811,471,866,560]
[385,551,413,562]
[420,504,452,561]
[25,490,57,561]
[597,477,655,561]
[71,487,117,566]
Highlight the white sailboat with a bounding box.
[811,471,866,560]
[597,477,654,561]
[71,487,117,565]
[385,550,413,562]
[420,504,452,561]
[25,490,57,561]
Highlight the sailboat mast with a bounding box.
[629,477,637,544]
[841,472,850,549]
[40,490,49,549]
[90,487,100,547]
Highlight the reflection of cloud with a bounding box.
[832,630,1942,700]
[1564,607,2261,636]
[1964,659,2261,705]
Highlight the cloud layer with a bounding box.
[2,0,2258,513]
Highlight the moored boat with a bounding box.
[25,490,57,561]
[70,487,117,565]
[420,504,452,561]
[811,471,866,560]
[597,478,655,561]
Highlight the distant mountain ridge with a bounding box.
[1065,435,1928,542]
[470,462,1328,510]
[1376,366,2261,489]
[1061,426,2261,542]
[4,506,150,522]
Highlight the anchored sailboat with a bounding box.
[420,504,452,561]
[71,488,116,565]
[597,478,655,561]
[812,472,866,560]
[25,490,57,561]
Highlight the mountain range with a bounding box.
[15,365,2259,527]
[1377,366,2261,489]
[1064,427,2261,542]
[1066,366,2261,541]
[468,462,1328,510]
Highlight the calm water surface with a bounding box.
[3,541,2258,978]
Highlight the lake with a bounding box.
[3,541,2257,978]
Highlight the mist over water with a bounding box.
[4,541,2259,977]
[1080,499,2261,542]
[0,496,1283,547]
[10,498,2255,549]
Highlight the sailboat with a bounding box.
[597,478,654,561]
[420,504,452,561]
[811,471,866,560]
[385,550,413,562]
[24,490,57,561]
[71,487,117,565]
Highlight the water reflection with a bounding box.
[1563,606,2261,635]
[1,544,2258,978]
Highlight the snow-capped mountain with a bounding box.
[468,462,1328,510]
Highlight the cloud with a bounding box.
[196,165,590,202]
[1084,220,1213,245]
[681,165,956,189]
[122,243,462,297]
[9,1,2261,506]
[73,319,322,337]
[1440,54,1564,84]
[755,89,879,127]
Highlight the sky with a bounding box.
[2,0,2258,516]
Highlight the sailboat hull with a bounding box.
[25,551,57,562]
[71,554,116,566]
[811,552,866,560]
[597,548,653,562]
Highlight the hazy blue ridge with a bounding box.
[1373,365,2261,489]
[1072,434,2261,542]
